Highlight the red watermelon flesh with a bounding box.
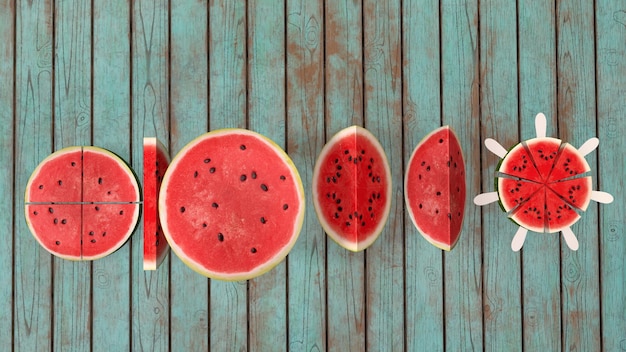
[159,129,305,281]
[143,137,171,270]
[498,138,592,233]
[497,177,542,213]
[405,126,466,251]
[312,126,392,252]
[496,143,542,182]
[24,146,140,260]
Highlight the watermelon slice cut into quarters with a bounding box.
[143,138,171,270]
[25,146,140,260]
[312,126,392,252]
[474,113,614,251]
[405,126,466,250]
[159,129,305,281]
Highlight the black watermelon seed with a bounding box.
[119,210,124,215]
[419,203,423,209]
[344,150,349,154]
[336,172,341,178]
[38,184,43,189]
[217,233,224,241]
[61,219,67,224]
[107,191,112,195]
[261,184,268,192]
[435,209,439,214]
[55,241,60,245]
[251,247,257,253]
[436,191,441,196]
[58,180,62,186]
[348,156,352,161]
[283,204,288,210]
[334,213,339,218]
[338,206,343,212]
[368,206,372,211]
[194,171,199,178]
[370,158,374,163]
[376,176,381,183]
[102,232,106,237]
[202,223,207,228]
[251,171,257,179]
[326,177,331,183]
[180,207,185,213]
[212,202,219,208]
[240,174,247,182]
[345,222,351,226]
[361,221,366,226]
[240,144,246,150]
[426,166,431,171]
[91,239,96,243]
[336,199,341,204]
[33,211,38,215]
[210,167,216,173]
[361,149,365,154]
[204,158,211,163]
[95,206,100,211]
[280,175,286,181]
[349,214,353,220]
[421,161,426,166]
[53,218,58,224]
[155,240,159,246]
[337,165,342,170]
[89,231,94,236]
[332,193,336,199]
[334,158,339,163]
[260,217,267,224]
[439,138,444,143]
[418,174,422,180]
[71,161,76,166]
[98,177,103,184]
[49,207,54,213]
[447,213,452,220]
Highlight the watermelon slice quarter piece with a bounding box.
[405,126,466,251]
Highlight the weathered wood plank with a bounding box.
[247,0,287,350]
[557,0,601,350]
[440,0,483,350]
[53,0,91,350]
[91,0,132,350]
[286,0,326,350]
[596,0,626,350]
[402,0,445,349]
[324,0,366,350]
[362,0,404,350]
[208,0,249,350]
[479,0,522,350]
[0,0,15,348]
[131,0,170,350]
[14,1,54,350]
[518,1,561,350]
[169,1,210,350]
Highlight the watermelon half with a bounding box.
[159,129,305,281]
[312,125,392,251]
[143,138,171,270]
[404,126,466,250]
[25,146,140,260]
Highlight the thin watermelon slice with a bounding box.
[497,177,542,213]
[24,146,140,260]
[497,143,542,182]
[547,143,591,182]
[312,126,392,252]
[523,137,562,182]
[143,138,171,270]
[159,129,305,281]
[405,126,466,250]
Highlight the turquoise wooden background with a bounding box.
[1,0,625,350]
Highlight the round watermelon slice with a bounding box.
[158,129,305,281]
[404,126,466,251]
[312,126,392,252]
[474,113,614,251]
[143,137,171,270]
[25,146,140,260]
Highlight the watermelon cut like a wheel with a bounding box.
[25,146,140,260]
[312,126,392,252]
[405,126,466,250]
[159,129,305,281]
[143,138,171,270]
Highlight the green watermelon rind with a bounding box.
[159,128,306,281]
[312,125,392,252]
[24,146,140,261]
[404,125,466,251]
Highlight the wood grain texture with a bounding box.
[91,0,132,350]
[14,1,54,350]
[596,0,626,350]
[518,1,561,350]
[557,0,601,350]
[131,0,170,350]
[363,0,404,350]
[286,0,326,350]
[324,0,365,350]
[52,0,91,350]
[246,0,287,350]
[0,0,14,348]
[402,0,445,350]
[479,0,522,350]
[441,0,483,350]
[169,1,209,350]
[208,1,249,350]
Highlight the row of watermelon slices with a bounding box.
[24,115,611,280]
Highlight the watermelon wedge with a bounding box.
[143,138,171,270]
[312,126,392,252]
[159,129,305,281]
[25,146,140,260]
[474,113,614,251]
[404,126,466,250]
